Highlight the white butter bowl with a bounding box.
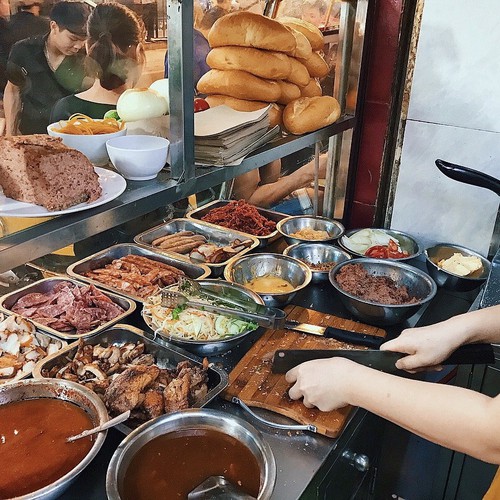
[47,121,127,166]
[106,135,170,180]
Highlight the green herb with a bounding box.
[171,304,186,320]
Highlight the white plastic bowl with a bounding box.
[106,135,170,181]
[47,121,127,166]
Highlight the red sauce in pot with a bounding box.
[122,428,261,500]
[0,398,94,498]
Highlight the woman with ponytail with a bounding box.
[50,1,145,121]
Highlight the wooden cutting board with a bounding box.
[222,305,386,438]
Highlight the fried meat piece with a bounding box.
[142,389,164,419]
[164,373,190,413]
[105,364,160,414]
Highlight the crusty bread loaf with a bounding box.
[288,28,312,59]
[300,78,322,97]
[276,80,301,105]
[286,57,310,87]
[197,69,282,102]
[206,46,291,80]
[0,135,102,211]
[278,16,324,51]
[208,11,296,54]
[283,96,341,134]
[205,95,283,127]
[298,51,329,78]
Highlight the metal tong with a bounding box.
[161,289,286,329]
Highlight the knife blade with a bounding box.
[284,320,385,348]
[272,343,495,374]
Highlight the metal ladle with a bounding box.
[66,410,131,443]
[187,475,256,500]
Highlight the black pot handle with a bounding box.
[435,159,500,196]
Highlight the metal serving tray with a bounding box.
[186,200,287,248]
[32,324,228,434]
[67,243,211,303]
[0,277,136,340]
[134,218,259,277]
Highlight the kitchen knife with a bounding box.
[272,343,495,374]
[284,320,385,348]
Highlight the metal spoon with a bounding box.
[66,410,131,443]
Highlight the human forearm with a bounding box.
[244,168,312,207]
[4,82,21,136]
[342,360,500,463]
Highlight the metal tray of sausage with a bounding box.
[66,243,211,303]
[32,324,228,434]
[186,200,287,248]
[0,277,136,340]
[134,218,259,277]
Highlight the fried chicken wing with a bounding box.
[105,365,160,414]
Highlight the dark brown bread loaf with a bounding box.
[0,135,102,211]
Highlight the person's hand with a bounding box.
[286,358,355,411]
[380,321,466,373]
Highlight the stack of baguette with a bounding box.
[197,12,341,135]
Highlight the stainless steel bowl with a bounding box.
[0,378,108,500]
[425,243,491,292]
[338,228,422,262]
[283,243,351,283]
[106,408,276,500]
[142,280,265,356]
[224,253,312,307]
[276,215,345,246]
[329,258,437,326]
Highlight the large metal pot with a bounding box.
[106,409,276,500]
[0,378,108,500]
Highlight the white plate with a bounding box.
[0,167,127,217]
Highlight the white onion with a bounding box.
[117,88,169,122]
[149,78,170,114]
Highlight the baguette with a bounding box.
[208,11,296,54]
[278,16,324,51]
[300,78,322,97]
[283,96,341,135]
[287,28,313,59]
[276,80,301,105]
[204,95,283,127]
[197,69,282,102]
[286,57,310,87]
[298,51,329,78]
[206,46,291,80]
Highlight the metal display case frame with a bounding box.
[0,0,371,274]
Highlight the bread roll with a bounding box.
[208,12,296,54]
[276,80,301,105]
[288,28,313,59]
[283,96,341,134]
[301,78,322,97]
[197,69,282,102]
[206,47,291,80]
[298,51,329,78]
[205,95,283,127]
[278,16,324,51]
[286,57,310,87]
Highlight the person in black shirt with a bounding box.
[4,1,91,135]
[51,2,146,122]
